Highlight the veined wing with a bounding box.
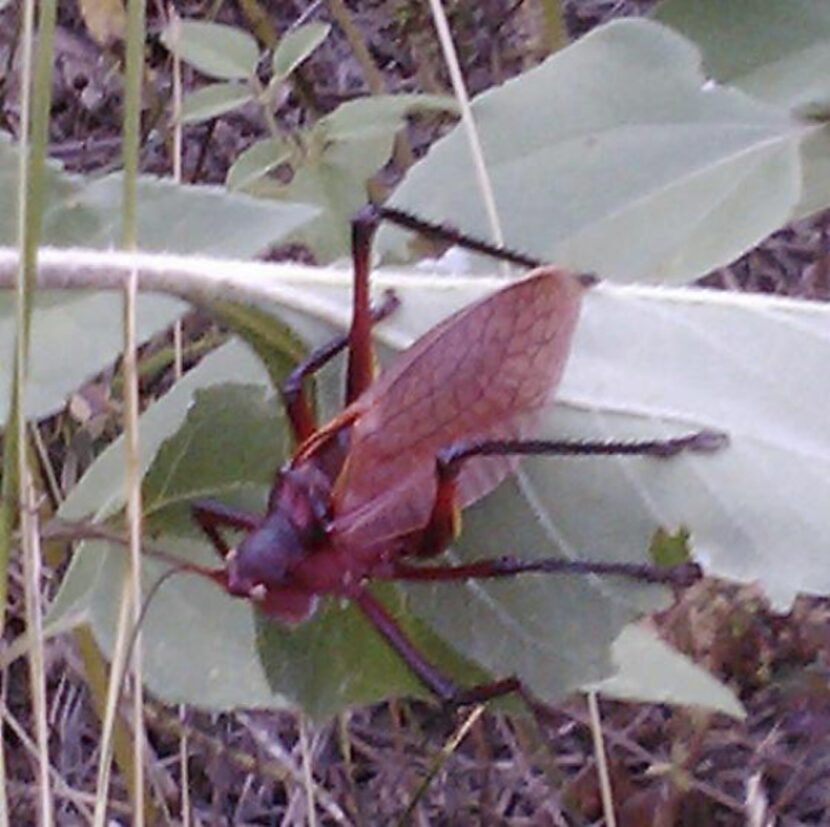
[330,267,586,549]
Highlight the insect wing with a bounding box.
[331,268,586,548]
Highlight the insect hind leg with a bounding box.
[353,587,545,710]
[412,430,727,561]
[437,430,728,475]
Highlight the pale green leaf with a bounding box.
[653,0,830,114]
[589,625,745,718]
[56,340,273,523]
[141,383,288,531]
[73,175,317,256]
[0,293,184,421]
[0,139,318,256]
[48,341,274,626]
[259,142,397,260]
[383,19,806,284]
[0,137,100,247]
[161,19,259,80]
[181,82,253,123]
[271,22,331,80]
[321,94,457,142]
[49,263,829,713]
[0,174,316,420]
[227,138,293,191]
[257,95,455,260]
[652,0,830,222]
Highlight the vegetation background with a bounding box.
[0,0,828,824]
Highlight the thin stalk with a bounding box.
[397,704,484,826]
[0,664,7,827]
[122,0,147,820]
[326,0,384,94]
[169,7,185,380]
[92,581,135,826]
[10,0,58,822]
[178,706,191,826]
[92,0,148,822]
[587,690,617,827]
[426,0,504,251]
[298,714,318,827]
[20,473,52,826]
[325,0,413,170]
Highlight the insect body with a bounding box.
[186,205,724,704]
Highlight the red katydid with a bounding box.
[168,205,725,705]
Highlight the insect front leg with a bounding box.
[191,499,260,560]
[281,288,398,444]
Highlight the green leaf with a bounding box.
[0,292,184,422]
[0,138,318,256]
[56,340,274,524]
[49,341,275,629]
[0,136,100,247]
[271,22,331,81]
[649,525,693,567]
[198,299,304,394]
[262,95,456,260]
[0,170,317,421]
[653,0,830,114]
[383,19,806,284]
[57,535,282,709]
[227,138,293,191]
[322,94,457,142]
[49,263,830,714]
[255,585,492,717]
[267,142,394,260]
[181,82,253,123]
[589,625,745,718]
[651,0,830,223]
[142,384,289,532]
[161,19,259,80]
[73,175,317,257]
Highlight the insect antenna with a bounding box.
[372,204,545,269]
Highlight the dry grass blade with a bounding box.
[10,0,59,821]
[21,476,52,827]
[91,586,134,827]
[91,0,149,819]
[426,0,504,249]
[170,8,185,380]
[298,713,318,827]
[396,704,485,825]
[587,690,617,827]
[237,712,352,824]
[0,668,6,827]
[178,706,191,827]
[122,0,149,821]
